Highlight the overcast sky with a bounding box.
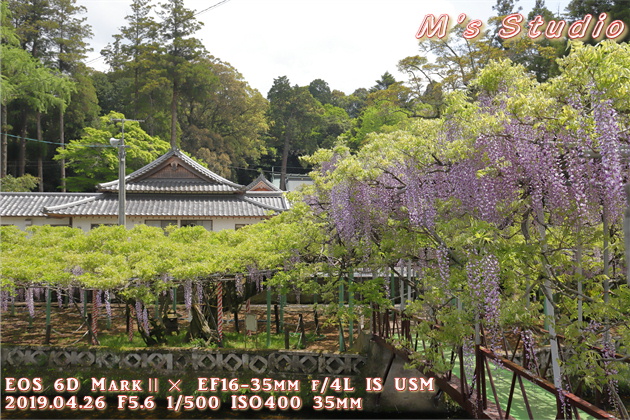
[79,0,571,96]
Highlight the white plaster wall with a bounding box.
[71,217,118,231]
[212,217,264,231]
[3,216,268,232]
[0,217,71,230]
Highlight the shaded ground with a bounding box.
[0,302,352,352]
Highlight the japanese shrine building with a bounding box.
[1,149,290,231]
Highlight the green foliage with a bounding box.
[180,56,269,179]
[267,76,325,189]
[301,42,630,396]
[54,111,170,191]
[0,174,39,191]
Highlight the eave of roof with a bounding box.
[41,193,288,218]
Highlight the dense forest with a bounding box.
[1,0,629,192]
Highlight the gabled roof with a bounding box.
[244,174,282,192]
[97,148,243,194]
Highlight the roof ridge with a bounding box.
[0,192,99,196]
[43,194,101,212]
[241,195,285,212]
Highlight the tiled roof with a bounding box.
[0,193,98,217]
[42,193,287,218]
[98,148,243,193]
[244,174,282,192]
[244,193,290,211]
[107,179,239,193]
[1,149,292,220]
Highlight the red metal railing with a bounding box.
[370,305,625,420]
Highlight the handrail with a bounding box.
[370,305,621,420]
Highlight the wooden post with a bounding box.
[172,287,177,313]
[45,288,51,330]
[284,328,290,349]
[126,304,133,342]
[45,288,52,345]
[45,325,52,345]
[274,304,280,334]
[339,282,345,352]
[266,286,271,348]
[216,281,224,344]
[91,290,99,344]
[298,314,306,347]
[536,207,565,415]
[87,313,93,344]
[83,289,88,322]
[348,271,354,347]
[390,268,395,302]
[280,293,286,333]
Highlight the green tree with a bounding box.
[316,104,352,149]
[370,71,397,92]
[267,76,324,190]
[54,111,170,191]
[566,0,630,42]
[0,174,39,191]
[179,56,268,179]
[490,0,522,45]
[101,0,160,118]
[5,0,93,191]
[0,42,74,178]
[308,79,333,105]
[158,0,205,148]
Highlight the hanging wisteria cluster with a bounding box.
[247,265,263,293]
[466,254,501,351]
[303,49,629,405]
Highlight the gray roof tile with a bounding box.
[0,193,98,217]
[42,193,288,217]
[98,148,243,193]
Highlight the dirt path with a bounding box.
[0,302,353,352]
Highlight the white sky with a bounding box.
[79,0,571,96]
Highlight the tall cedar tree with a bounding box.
[157,0,205,149]
[5,0,92,190]
[101,0,159,117]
